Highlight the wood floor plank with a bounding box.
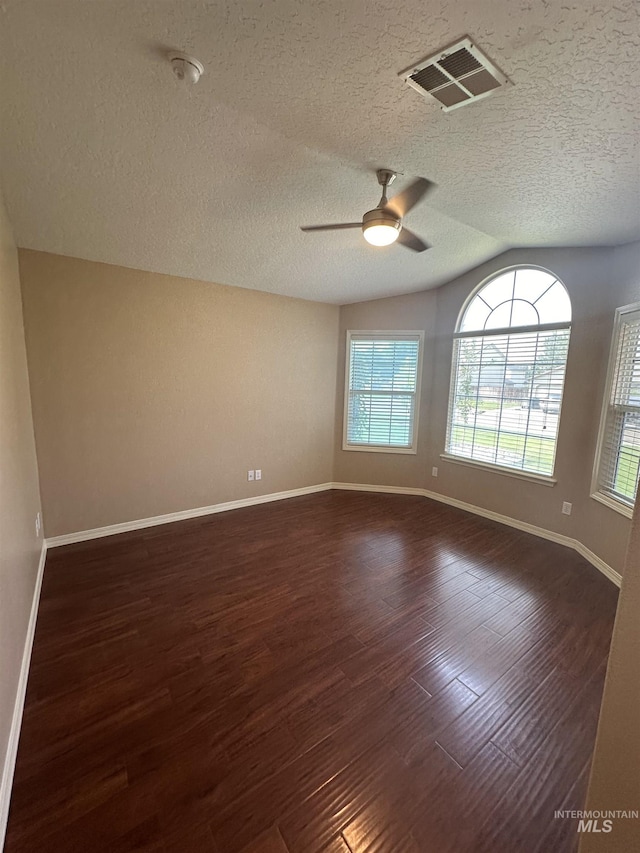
[471,658,608,852]
[530,757,592,853]
[435,632,567,767]
[455,617,564,697]
[390,678,479,765]
[13,780,164,853]
[318,835,353,853]
[4,491,617,853]
[490,666,580,766]
[342,787,424,853]
[278,742,407,853]
[5,762,129,849]
[374,593,506,689]
[411,741,521,853]
[411,624,503,696]
[239,826,291,853]
[338,615,435,686]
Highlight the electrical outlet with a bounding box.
[247,470,255,482]
[255,469,262,481]
[562,501,572,515]
[432,466,438,477]
[35,512,41,537]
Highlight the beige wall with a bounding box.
[0,192,42,824]
[579,500,640,852]
[335,245,640,575]
[19,251,339,537]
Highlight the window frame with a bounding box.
[444,265,572,482]
[342,330,424,455]
[591,302,640,519]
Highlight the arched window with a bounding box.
[445,267,571,477]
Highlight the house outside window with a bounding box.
[343,331,424,453]
[592,303,640,516]
[444,267,572,479]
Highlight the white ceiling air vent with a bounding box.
[399,37,509,112]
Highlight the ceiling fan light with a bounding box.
[361,209,401,246]
[363,223,400,246]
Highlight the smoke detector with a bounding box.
[169,52,204,84]
[399,37,509,111]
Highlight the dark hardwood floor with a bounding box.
[5,490,619,852]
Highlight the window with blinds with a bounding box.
[344,332,423,453]
[445,267,572,477]
[593,304,640,513]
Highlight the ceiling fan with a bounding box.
[300,169,434,252]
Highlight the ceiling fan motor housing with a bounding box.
[362,207,401,231]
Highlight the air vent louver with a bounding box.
[399,37,509,112]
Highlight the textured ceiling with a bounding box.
[0,0,639,304]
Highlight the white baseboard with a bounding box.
[46,480,622,587]
[331,482,622,587]
[46,483,334,548]
[330,482,425,497]
[572,541,622,587]
[420,486,578,548]
[0,540,47,850]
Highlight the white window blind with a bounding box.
[445,268,571,477]
[344,332,422,452]
[595,306,640,508]
[447,329,570,475]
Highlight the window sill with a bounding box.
[440,453,557,487]
[590,491,634,519]
[343,444,417,455]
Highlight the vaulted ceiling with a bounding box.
[1,0,639,303]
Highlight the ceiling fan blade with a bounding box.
[397,227,431,253]
[300,223,362,232]
[385,178,434,217]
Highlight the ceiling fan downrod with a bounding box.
[376,169,396,208]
